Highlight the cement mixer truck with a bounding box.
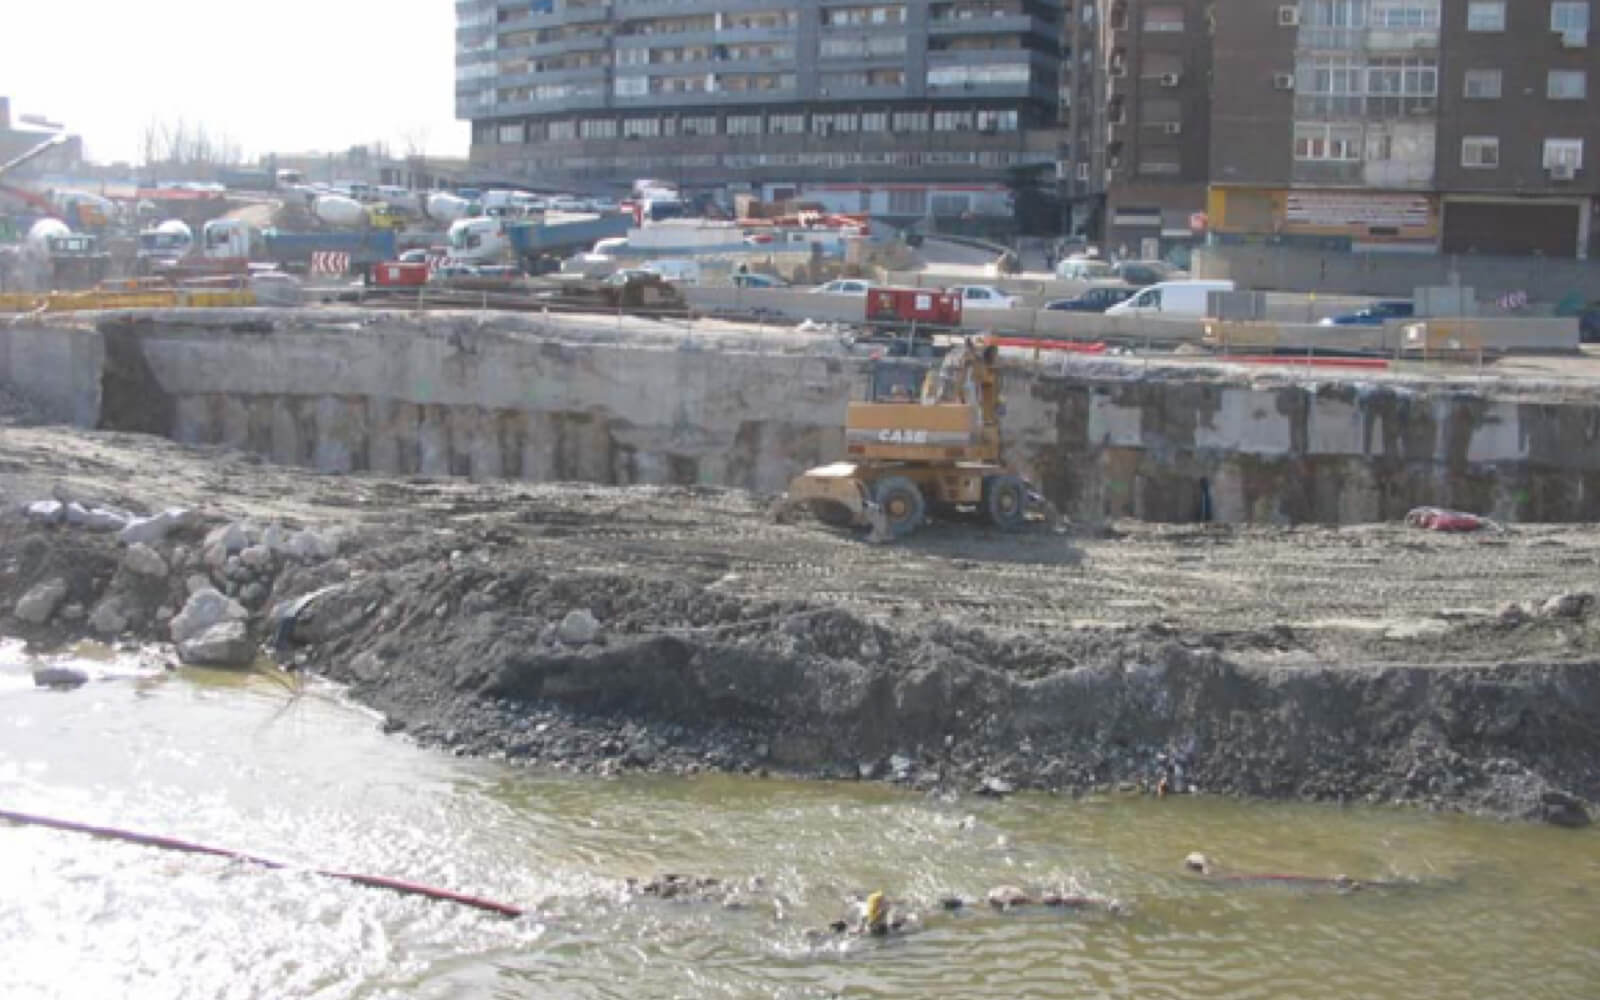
[26,217,110,289]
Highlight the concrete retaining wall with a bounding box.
[0,319,103,426]
[5,309,1598,524]
[1196,244,1600,302]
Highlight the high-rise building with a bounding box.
[1073,0,1214,258]
[455,0,1069,222]
[1209,0,1599,259]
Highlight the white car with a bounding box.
[947,284,1020,309]
[811,279,874,296]
[548,196,586,213]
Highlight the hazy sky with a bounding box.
[3,0,468,165]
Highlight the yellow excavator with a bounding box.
[780,336,1055,540]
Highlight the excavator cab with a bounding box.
[781,338,1049,540]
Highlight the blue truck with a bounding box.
[506,214,629,273]
[261,230,397,275]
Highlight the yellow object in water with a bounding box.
[864,891,888,932]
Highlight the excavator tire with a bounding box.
[983,474,1028,530]
[873,475,926,539]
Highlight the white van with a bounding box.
[1104,279,1235,318]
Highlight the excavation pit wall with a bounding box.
[5,307,1599,524]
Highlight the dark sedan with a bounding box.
[1317,300,1415,326]
[1044,286,1138,312]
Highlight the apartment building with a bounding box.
[1083,1,1214,258]
[1209,0,1599,259]
[457,0,1067,220]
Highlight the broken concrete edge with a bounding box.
[13,305,1600,402]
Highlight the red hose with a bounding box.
[0,807,526,918]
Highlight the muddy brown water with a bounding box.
[2,640,1596,1000]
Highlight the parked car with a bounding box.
[605,268,659,285]
[1104,280,1236,318]
[1045,286,1138,312]
[1055,257,1116,281]
[1318,300,1416,326]
[811,279,874,296]
[946,284,1020,309]
[1113,260,1187,286]
[733,272,788,288]
[548,196,586,213]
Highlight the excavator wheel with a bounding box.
[873,475,926,539]
[983,474,1028,530]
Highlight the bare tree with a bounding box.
[401,125,432,159]
[141,116,246,171]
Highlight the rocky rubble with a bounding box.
[3,495,342,668]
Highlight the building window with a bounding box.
[821,5,907,27]
[549,120,576,141]
[579,118,617,139]
[1548,70,1588,99]
[932,193,971,216]
[616,47,650,66]
[926,64,1030,87]
[1466,1,1506,30]
[623,118,660,138]
[1551,3,1590,33]
[726,114,763,135]
[1461,136,1500,168]
[933,110,975,131]
[614,76,648,96]
[1463,69,1502,99]
[861,111,888,132]
[892,110,928,131]
[769,113,806,134]
[888,189,927,214]
[1543,138,1585,170]
[1294,123,1363,160]
[1369,1,1440,29]
[975,109,1019,132]
[1142,4,1184,31]
[497,123,525,144]
[680,115,717,135]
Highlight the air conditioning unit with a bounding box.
[1162,122,1183,135]
[1272,72,1296,90]
[1550,163,1577,180]
[1277,5,1300,27]
[1159,73,1181,87]
[1562,29,1589,48]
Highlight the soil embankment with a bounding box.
[1,424,1596,826]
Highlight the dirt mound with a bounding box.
[263,519,1599,825]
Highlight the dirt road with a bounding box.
[2,424,1596,824]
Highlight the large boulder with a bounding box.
[557,609,601,646]
[286,529,337,563]
[177,620,257,667]
[66,502,130,532]
[204,522,252,556]
[87,598,129,636]
[170,589,248,645]
[119,508,197,546]
[123,543,169,578]
[13,578,69,624]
